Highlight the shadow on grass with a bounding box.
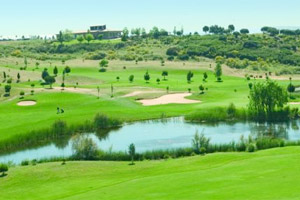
[0,173,7,178]
[128,163,135,166]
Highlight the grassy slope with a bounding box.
[1,147,300,200]
[0,60,299,142]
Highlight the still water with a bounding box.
[0,118,299,164]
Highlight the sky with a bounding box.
[0,0,300,37]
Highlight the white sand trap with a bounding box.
[123,90,163,97]
[289,102,300,105]
[138,93,200,106]
[17,101,36,106]
[53,87,94,93]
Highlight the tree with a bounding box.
[62,29,73,42]
[116,76,120,82]
[98,34,103,40]
[53,66,58,76]
[162,71,168,80]
[203,26,209,34]
[209,25,225,34]
[44,76,56,88]
[57,31,64,45]
[228,24,235,33]
[129,75,134,83]
[20,91,25,99]
[85,34,94,44]
[122,27,129,41]
[240,28,250,34]
[150,26,160,39]
[144,71,150,82]
[4,85,11,96]
[64,66,71,74]
[128,143,135,165]
[0,163,8,176]
[187,71,194,83]
[42,68,49,80]
[227,103,236,118]
[141,28,147,38]
[248,82,253,90]
[131,28,141,37]
[248,81,288,121]
[97,86,100,98]
[161,59,165,66]
[203,72,208,82]
[215,63,222,81]
[199,85,205,94]
[192,131,210,154]
[166,86,169,93]
[156,78,160,84]
[99,59,109,68]
[233,31,240,38]
[77,35,84,43]
[24,57,28,68]
[111,84,114,98]
[17,73,20,82]
[3,71,6,80]
[71,135,99,160]
[61,82,65,90]
[35,62,40,69]
[287,83,295,96]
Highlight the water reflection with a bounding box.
[0,118,300,164]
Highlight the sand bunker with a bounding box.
[123,90,163,97]
[138,93,200,106]
[289,102,300,105]
[17,101,36,106]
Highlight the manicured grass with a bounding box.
[1,147,300,199]
[0,59,300,144]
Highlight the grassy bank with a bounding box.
[1,147,300,199]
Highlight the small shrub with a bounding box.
[71,134,99,160]
[247,143,256,152]
[21,160,29,166]
[0,163,8,176]
[99,68,106,72]
[199,147,206,155]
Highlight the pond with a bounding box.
[1,117,300,164]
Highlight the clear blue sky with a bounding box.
[1,0,300,36]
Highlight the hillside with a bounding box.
[1,147,300,200]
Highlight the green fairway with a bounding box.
[1,59,299,144]
[1,147,300,200]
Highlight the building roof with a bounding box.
[90,25,106,27]
[73,29,122,34]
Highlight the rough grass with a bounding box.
[1,147,300,200]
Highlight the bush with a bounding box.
[71,134,99,160]
[166,47,179,56]
[94,114,121,130]
[167,56,174,61]
[227,103,236,118]
[178,54,189,61]
[199,147,206,155]
[85,52,106,60]
[247,143,256,152]
[99,68,107,72]
[21,160,29,166]
[0,163,8,175]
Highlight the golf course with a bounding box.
[2,2,300,198]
